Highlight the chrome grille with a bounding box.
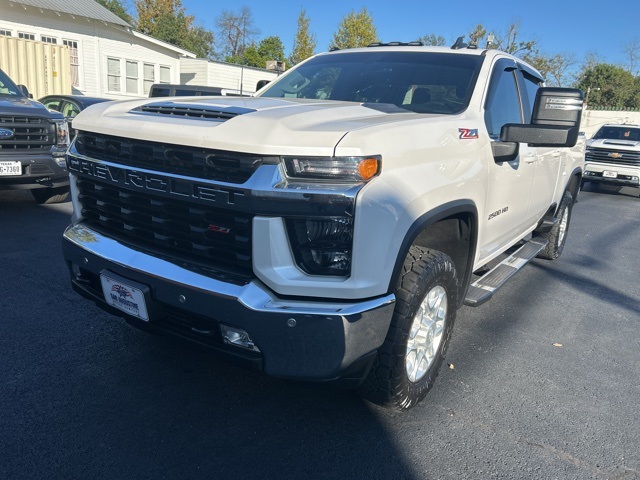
[76,178,253,277]
[75,132,271,184]
[0,116,54,153]
[586,147,640,166]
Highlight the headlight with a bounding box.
[286,217,353,276]
[282,155,381,183]
[54,119,70,148]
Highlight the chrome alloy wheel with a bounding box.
[558,206,569,245]
[405,285,447,383]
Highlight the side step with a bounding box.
[464,237,548,307]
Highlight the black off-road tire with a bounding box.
[31,187,69,204]
[358,247,458,411]
[538,191,573,260]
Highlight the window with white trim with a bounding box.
[18,32,35,40]
[143,63,155,95]
[126,60,139,94]
[160,65,171,84]
[107,57,121,92]
[0,29,11,37]
[63,40,79,87]
[41,35,57,44]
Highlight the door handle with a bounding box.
[552,150,562,158]
[524,154,537,164]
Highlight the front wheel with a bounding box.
[538,191,573,260]
[359,247,458,410]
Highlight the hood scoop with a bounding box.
[603,139,639,147]
[131,102,256,121]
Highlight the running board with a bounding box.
[464,238,548,307]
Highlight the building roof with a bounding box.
[132,30,196,58]
[9,0,130,27]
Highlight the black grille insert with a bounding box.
[77,178,253,277]
[0,116,54,153]
[75,131,273,184]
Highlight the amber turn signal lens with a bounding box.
[358,158,379,180]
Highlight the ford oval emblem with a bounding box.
[0,128,15,140]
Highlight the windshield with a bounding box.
[593,126,640,141]
[259,51,483,114]
[0,69,23,97]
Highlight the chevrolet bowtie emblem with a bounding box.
[609,152,622,158]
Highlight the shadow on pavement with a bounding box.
[0,190,422,480]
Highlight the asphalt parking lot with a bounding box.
[1,184,638,480]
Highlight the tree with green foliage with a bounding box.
[467,24,486,46]
[575,63,639,109]
[238,36,286,69]
[497,21,537,56]
[329,8,378,50]
[95,0,133,24]
[467,20,537,58]
[418,34,446,46]
[289,9,316,66]
[134,0,214,58]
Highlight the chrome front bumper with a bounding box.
[62,223,396,381]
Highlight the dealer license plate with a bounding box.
[603,170,618,178]
[100,274,149,321]
[0,161,21,176]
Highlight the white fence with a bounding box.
[581,108,640,138]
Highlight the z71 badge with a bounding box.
[458,128,479,139]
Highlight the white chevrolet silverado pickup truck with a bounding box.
[62,42,584,410]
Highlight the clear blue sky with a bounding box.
[179,0,636,71]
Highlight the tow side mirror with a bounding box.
[17,84,32,98]
[501,87,584,147]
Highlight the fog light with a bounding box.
[220,324,260,352]
[71,263,81,278]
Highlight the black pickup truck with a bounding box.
[0,68,70,203]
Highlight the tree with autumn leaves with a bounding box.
[134,0,214,59]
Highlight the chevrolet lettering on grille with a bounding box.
[67,156,246,208]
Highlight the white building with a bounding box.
[0,0,195,99]
[180,58,278,95]
[0,0,283,100]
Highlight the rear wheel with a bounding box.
[538,191,573,260]
[359,247,458,410]
[31,187,69,204]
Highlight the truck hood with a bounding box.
[72,96,425,156]
[587,138,640,150]
[0,95,61,118]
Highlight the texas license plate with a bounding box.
[602,170,618,178]
[100,273,149,321]
[0,161,21,176]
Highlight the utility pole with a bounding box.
[239,18,245,97]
